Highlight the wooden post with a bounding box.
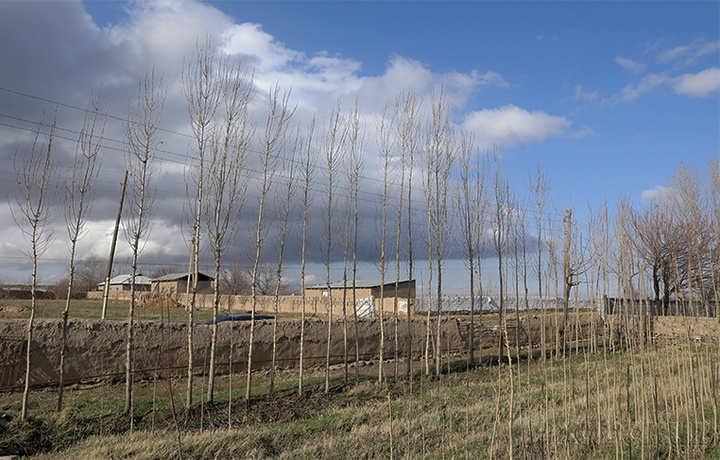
[101,170,128,319]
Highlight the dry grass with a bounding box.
[1,308,718,458]
[7,339,717,459]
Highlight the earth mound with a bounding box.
[0,304,36,319]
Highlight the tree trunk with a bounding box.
[562,209,573,356]
[21,250,38,421]
[57,234,79,413]
[207,249,221,403]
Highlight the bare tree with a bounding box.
[375,103,393,383]
[392,89,422,377]
[247,84,294,402]
[509,191,523,359]
[298,117,316,396]
[182,36,223,408]
[149,264,180,279]
[321,100,346,393]
[339,151,353,387]
[269,127,298,395]
[666,163,718,313]
[76,255,106,293]
[390,103,406,380]
[612,196,640,349]
[122,68,165,418]
[424,88,455,376]
[490,149,508,363]
[518,195,531,359]
[11,110,58,421]
[57,90,106,412]
[556,203,599,354]
[631,205,680,316]
[341,98,363,385]
[474,154,491,367]
[205,59,253,404]
[252,261,280,295]
[709,156,719,322]
[219,261,250,295]
[344,106,365,383]
[527,167,551,360]
[456,130,486,367]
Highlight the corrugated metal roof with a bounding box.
[98,274,152,286]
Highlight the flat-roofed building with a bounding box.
[305,279,416,317]
[150,272,213,296]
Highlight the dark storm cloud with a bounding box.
[0,0,494,284]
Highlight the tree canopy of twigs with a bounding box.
[11,109,58,421]
[122,67,166,418]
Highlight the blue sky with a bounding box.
[0,1,718,293]
[81,0,719,207]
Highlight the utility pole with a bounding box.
[101,170,128,319]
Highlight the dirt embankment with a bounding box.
[0,318,465,387]
[1,312,716,388]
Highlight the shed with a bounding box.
[97,274,152,292]
[306,279,416,317]
[151,272,214,296]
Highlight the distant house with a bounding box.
[151,272,214,296]
[97,274,152,292]
[305,279,416,317]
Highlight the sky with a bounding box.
[0,0,718,294]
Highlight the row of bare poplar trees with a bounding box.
[11,37,718,425]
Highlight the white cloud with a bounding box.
[582,68,717,105]
[304,274,322,286]
[221,23,299,72]
[105,0,233,74]
[535,34,558,42]
[574,84,599,102]
[615,56,647,74]
[658,38,720,67]
[568,126,595,139]
[357,56,505,114]
[462,105,571,147]
[577,37,719,105]
[671,68,720,98]
[450,70,507,91]
[356,57,436,114]
[616,73,668,103]
[641,185,669,204]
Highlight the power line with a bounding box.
[0,86,195,140]
[0,85,586,230]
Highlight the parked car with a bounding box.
[200,314,274,325]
